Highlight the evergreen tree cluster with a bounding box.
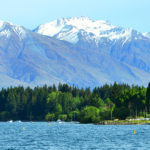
[0,82,150,123]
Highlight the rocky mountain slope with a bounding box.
[0,17,150,88]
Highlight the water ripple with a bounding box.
[0,122,150,149]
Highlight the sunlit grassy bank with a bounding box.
[97,119,150,125]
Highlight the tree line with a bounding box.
[0,82,150,123]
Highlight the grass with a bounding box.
[98,119,150,125]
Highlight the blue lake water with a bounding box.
[0,122,150,150]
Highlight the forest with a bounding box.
[0,82,150,123]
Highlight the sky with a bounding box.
[0,0,149,32]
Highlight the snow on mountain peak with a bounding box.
[34,17,144,44]
[1,18,150,88]
[0,20,26,39]
[35,17,115,38]
[142,32,150,38]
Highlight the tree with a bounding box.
[0,82,148,122]
[46,91,60,113]
[114,106,129,119]
[90,94,105,108]
[146,82,150,113]
[58,114,67,121]
[55,104,62,117]
[106,98,115,120]
[45,113,55,121]
[79,106,100,123]
[110,82,123,107]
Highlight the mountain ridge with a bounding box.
[34,17,147,44]
[0,17,150,88]
[34,17,150,74]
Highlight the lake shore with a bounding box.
[96,120,150,125]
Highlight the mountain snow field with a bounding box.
[0,17,150,88]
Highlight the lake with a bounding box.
[0,122,150,149]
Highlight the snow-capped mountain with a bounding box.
[0,21,26,39]
[34,17,142,44]
[0,17,150,88]
[34,17,150,76]
[143,32,150,38]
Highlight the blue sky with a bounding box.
[0,0,149,32]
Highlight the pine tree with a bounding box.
[146,82,150,113]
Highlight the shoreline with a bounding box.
[96,120,150,125]
[1,120,150,125]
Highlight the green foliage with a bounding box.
[58,114,67,121]
[79,106,100,123]
[114,106,129,120]
[146,83,150,112]
[68,110,80,121]
[45,113,55,121]
[0,111,10,121]
[90,94,105,108]
[56,104,62,114]
[0,82,149,122]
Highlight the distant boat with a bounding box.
[57,119,62,123]
[8,120,13,123]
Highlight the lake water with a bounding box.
[0,122,150,150]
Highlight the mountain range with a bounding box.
[0,17,150,88]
